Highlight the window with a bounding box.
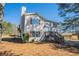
[32,18,39,25]
[44,24,50,32]
[32,31,40,37]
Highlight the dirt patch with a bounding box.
[0,41,79,56]
[0,34,79,56]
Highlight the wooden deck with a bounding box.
[61,33,79,40]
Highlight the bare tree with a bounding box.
[0,3,5,42]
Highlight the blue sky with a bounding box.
[4,3,64,25]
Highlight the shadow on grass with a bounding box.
[65,40,79,48]
[63,47,79,54]
[34,40,79,55]
[2,38,23,43]
[51,40,79,55]
[0,50,21,56]
[64,40,79,54]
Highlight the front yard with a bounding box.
[0,41,79,56]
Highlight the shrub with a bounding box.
[23,33,29,43]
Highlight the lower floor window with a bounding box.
[31,31,40,37]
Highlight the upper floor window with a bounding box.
[32,18,40,26]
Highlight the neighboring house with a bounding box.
[20,6,59,41]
